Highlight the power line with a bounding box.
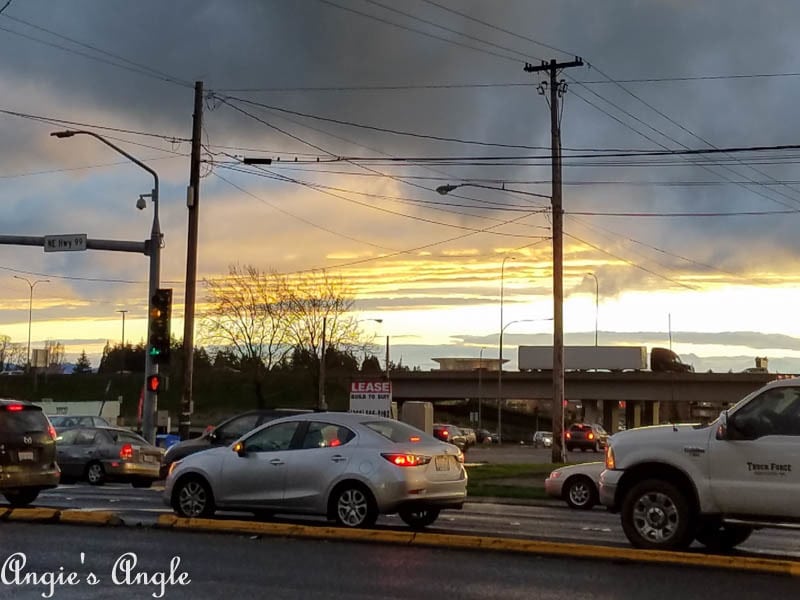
[213,71,800,93]
[214,94,552,151]
[0,107,190,142]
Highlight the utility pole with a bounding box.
[525,57,584,464]
[180,81,203,440]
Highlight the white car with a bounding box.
[164,412,467,529]
[544,462,604,509]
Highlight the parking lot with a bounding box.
[465,443,606,464]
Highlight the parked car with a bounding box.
[476,429,494,444]
[48,415,112,431]
[165,412,467,528]
[565,423,608,452]
[56,427,164,487]
[160,408,312,478]
[460,427,477,448]
[432,424,468,451]
[532,431,553,448]
[0,399,60,506]
[545,462,604,509]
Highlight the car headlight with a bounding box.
[605,445,615,470]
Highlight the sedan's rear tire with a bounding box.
[3,489,39,507]
[172,476,215,519]
[331,484,378,528]
[398,507,440,529]
[85,462,106,486]
[621,479,694,550]
[564,476,597,510]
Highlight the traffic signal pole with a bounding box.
[142,184,161,444]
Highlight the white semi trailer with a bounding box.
[517,346,692,372]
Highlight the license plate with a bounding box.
[17,451,34,461]
[142,455,155,463]
[435,455,450,471]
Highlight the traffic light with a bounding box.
[148,288,172,365]
[146,374,162,393]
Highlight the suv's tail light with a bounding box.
[587,432,595,440]
[439,429,449,438]
[381,453,431,467]
[565,432,572,440]
[119,443,134,460]
[48,425,57,440]
[5,404,23,412]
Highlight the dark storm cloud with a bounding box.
[1,0,800,291]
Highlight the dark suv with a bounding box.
[0,400,60,506]
[160,408,312,478]
[565,423,608,452]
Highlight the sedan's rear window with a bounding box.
[0,408,49,433]
[364,420,429,443]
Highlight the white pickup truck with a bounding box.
[600,378,800,551]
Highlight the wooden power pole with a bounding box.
[524,58,584,463]
[180,81,204,440]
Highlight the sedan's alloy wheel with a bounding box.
[336,488,369,527]
[178,480,209,518]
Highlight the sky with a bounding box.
[1,0,800,372]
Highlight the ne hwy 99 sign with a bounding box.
[349,381,392,418]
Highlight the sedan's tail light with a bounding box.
[381,453,431,467]
[119,443,134,460]
[565,432,572,440]
[5,404,23,412]
[587,432,595,440]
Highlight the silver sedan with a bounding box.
[164,412,468,529]
[544,461,604,510]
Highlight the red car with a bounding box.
[565,423,608,452]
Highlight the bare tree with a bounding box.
[44,340,65,370]
[0,335,11,370]
[200,264,292,369]
[283,270,361,360]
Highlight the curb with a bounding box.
[154,514,800,577]
[3,508,798,577]
[0,508,121,526]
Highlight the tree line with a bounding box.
[75,265,412,408]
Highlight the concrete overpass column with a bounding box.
[582,400,602,424]
[603,401,622,433]
[641,401,660,426]
[625,401,643,430]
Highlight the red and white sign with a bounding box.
[349,381,392,417]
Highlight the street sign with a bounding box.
[43,234,87,252]
[349,380,392,418]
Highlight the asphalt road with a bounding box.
[12,483,800,560]
[0,523,797,600]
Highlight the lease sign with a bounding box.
[349,381,392,418]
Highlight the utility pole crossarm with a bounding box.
[523,57,584,73]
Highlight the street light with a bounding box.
[498,317,552,443]
[586,272,599,346]
[496,256,515,444]
[14,276,49,369]
[477,347,485,429]
[52,129,162,443]
[435,183,551,200]
[117,309,128,373]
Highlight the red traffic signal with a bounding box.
[146,374,162,393]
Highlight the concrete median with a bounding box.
[155,514,800,577]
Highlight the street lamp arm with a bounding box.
[436,182,551,200]
[51,130,159,190]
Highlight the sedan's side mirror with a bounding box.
[233,441,247,457]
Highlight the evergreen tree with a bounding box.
[74,350,92,374]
